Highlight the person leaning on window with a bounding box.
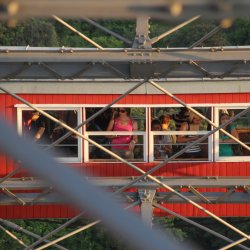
[151,119,172,159]
[28,111,48,143]
[177,112,203,159]
[219,112,239,156]
[106,108,138,159]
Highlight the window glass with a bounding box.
[85,107,146,162]
[150,107,211,161]
[218,108,250,157]
[22,110,79,158]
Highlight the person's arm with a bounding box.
[34,127,45,141]
[129,120,138,151]
[177,122,188,143]
[106,118,116,138]
[162,135,172,154]
[222,126,239,143]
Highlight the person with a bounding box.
[219,112,239,156]
[106,108,138,159]
[173,107,190,131]
[159,114,176,144]
[27,111,49,143]
[177,112,203,159]
[151,119,172,159]
[159,114,171,130]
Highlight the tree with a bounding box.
[0,19,58,46]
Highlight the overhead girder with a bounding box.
[0,177,249,206]
[0,0,250,20]
[1,47,250,80]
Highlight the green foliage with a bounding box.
[226,18,250,45]
[0,19,58,46]
[2,18,250,48]
[151,20,229,47]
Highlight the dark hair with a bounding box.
[119,108,130,116]
[151,119,161,128]
[219,113,231,133]
[159,114,170,124]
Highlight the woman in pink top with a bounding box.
[106,108,138,159]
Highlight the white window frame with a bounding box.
[16,105,82,163]
[149,105,213,162]
[83,106,147,163]
[214,105,250,162]
[149,130,212,162]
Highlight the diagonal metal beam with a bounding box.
[3,62,31,79]
[219,236,250,250]
[157,188,181,203]
[219,61,248,79]
[35,201,140,250]
[153,203,250,250]
[1,187,26,205]
[188,186,211,203]
[0,224,27,247]
[82,17,132,46]
[157,62,181,78]
[30,187,53,205]
[0,166,21,184]
[69,63,95,79]
[53,15,104,50]
[215,188,235,203]
[0,219,68,250]
[189,26,222,49]
[244,186,250,194]
[189,60,215,78]
[103,62,129,78]
[40,62,64,79]
[150,15,200,44]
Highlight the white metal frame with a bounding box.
[15,104,250,163]
[16,105,82,163]
[83,106,147,163]
[149,130,212,162]
[214,105,250,162]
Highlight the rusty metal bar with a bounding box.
[82,17,132,46]
[188,186,211,203]
[2,187,26,205]
[0,219,68,250]
[36,201,140,250]
[53,15,104,50]
[150,15,200,44]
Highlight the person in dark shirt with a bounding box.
[173,107,190,131]
[28,111,48,143]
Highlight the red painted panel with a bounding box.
[0,93,250,218]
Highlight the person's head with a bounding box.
[159,114,171,124]
[151,119,162,131]
[191,114,202,124]
[189,109,203,123]
[220,113,230,125]
[118,108,130,116]
[31,111,40,121]
[179,107,189,116]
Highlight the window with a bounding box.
[215,106,250,161]
[17,107,82,163]
[16,104,250,163]
[84,107,146,162]
[149,106,212,162]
